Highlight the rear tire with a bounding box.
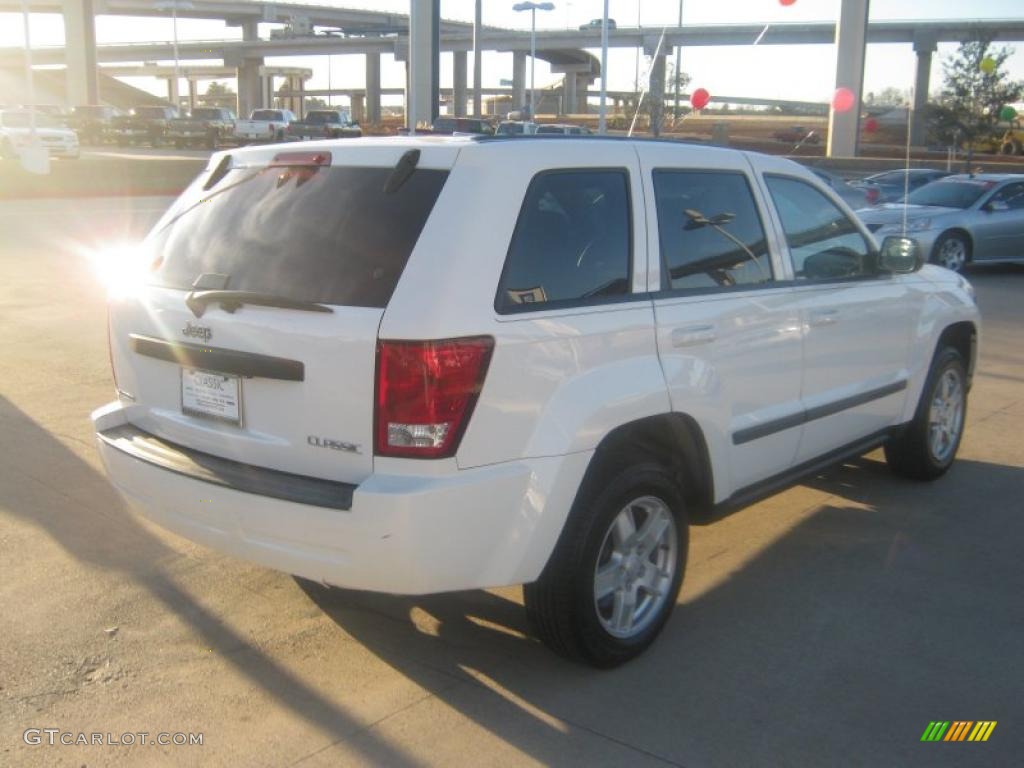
[524,462,688,668]
[1000,140,1021,156]
[885,347,967,481]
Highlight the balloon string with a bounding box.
[628,26,668,138]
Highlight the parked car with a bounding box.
[495,120,538,136]
[234,109,297,143]
[287,109,362,140]
[0,110,79,159]
[430,116,493,135]
[536,123,592,135]
[94,138,979,667]
[112,105,180,147]
[858,173,1024,272]
[772,125,821,145]
[579,18,616,30]
[69,104,122,145]
[23,104,70,126]
[167,107,237,149]
[808,167,873,209]
[851,169,952,204]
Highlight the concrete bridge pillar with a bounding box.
[512,51,527,113]
[351,93,365,123]
[649,54,667,136]
[187,78,198,112]
[563,74,576,116]
[62,0,98,106]
[827,0,870,157]
[577,76,591,114]
[453,50,468,116]
[911,34,937,147]
[236,59,264,118]
[365,53,381,124]
[407,0,439,130]
[166,76,180,109]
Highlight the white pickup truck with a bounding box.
[233,109,297,144]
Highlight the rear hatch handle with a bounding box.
[185,290,334,318]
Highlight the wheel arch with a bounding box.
[932,228,974,263]
[936,320,978,389]
[576,413,716,523]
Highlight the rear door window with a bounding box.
[149,164,448,308]
[496,169,632,312]
[653,170,773,292]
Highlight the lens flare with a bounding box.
[86,242,155,300]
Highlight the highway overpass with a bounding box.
[4,0,1024,153]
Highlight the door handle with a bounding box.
[671,324,717,348]
[808,308,839,327]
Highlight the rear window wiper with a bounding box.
[185,290,334,318]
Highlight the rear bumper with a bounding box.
[92,401,590,594]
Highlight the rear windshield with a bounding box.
[149,164,449,308]
[251,110,283,121]
[191,108,223,120]
[305,112,339,124]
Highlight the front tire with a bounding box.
[931,231,970,273]
[885,347,967,481]
[524,462,688,667]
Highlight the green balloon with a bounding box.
[999,106,1017,121]
[980,57,997,74]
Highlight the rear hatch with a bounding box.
[109,143,457,484]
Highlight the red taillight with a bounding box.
[866,187,880,204]
[375,337,494,459]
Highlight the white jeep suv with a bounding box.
[93,137,979,666]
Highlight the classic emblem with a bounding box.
[182,321,212,342]
[308,436,361,454]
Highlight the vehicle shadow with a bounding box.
[0,394,421,768]
[299,454,1024,766]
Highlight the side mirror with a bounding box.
[878,236,923,274]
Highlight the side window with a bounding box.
[496,170,631,312]
[765,175,875,281]
[653,170,773,291]
[989,182,1024,210]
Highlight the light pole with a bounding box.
[155,1,194,110]
[673,1,683,120]
[513,2,554,120]
[598,0,609,133]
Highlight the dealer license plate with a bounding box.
[181,368,241,425]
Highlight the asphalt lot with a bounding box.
[1,195,1022,767]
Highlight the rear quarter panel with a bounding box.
[380,141,671,469]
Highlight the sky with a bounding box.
[2,0,1024,108]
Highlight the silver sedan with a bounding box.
[857,174,1024,272]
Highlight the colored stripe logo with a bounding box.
[921,721,997,742]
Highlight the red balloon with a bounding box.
[690,88,711,110]
[779,0,797,6]
[863,117,879,133]
[832,87,855,113]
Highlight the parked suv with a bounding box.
[93,137,979,667]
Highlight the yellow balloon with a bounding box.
[980,57,996,74]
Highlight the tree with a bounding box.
[929,39,1022,149]
[201,81,236,109]
[865,86,909,107]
